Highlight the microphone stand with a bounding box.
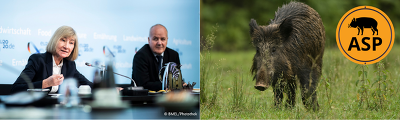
[85,63,106,80]
[85,62,140,88]
[85,62,147,96]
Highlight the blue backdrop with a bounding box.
[0,0,200,88]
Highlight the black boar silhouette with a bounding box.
[348,17,378,35]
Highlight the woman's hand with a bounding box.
[42,74,64,88]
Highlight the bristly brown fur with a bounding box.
[249,1,325,111]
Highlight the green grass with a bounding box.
[200,45,400,119]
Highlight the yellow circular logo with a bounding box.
[336,6,395,65]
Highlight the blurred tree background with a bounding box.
[201,0,400,51]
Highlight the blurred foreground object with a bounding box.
[78,85,91,95]
[156,91,198,111]
[89,61,128,109]
[58,78,80,107]
[0,63,53,107]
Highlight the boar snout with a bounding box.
[255,84,268,91]
[254,65,269,91]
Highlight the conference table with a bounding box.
[0,92,200,119]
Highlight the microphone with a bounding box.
[85,62,138,87]
[85,62,105,69]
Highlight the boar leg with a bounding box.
[285,80,296,108]
[299,70,320,111]
[301,85,319,111]
[273,86,284,108]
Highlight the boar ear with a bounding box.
[279,18,293,41]
[352,18,355,22]
[249,19,259,35]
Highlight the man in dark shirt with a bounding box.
[131,24,181,91]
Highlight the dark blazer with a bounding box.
[131,44,180,91]
[10,52,93,94]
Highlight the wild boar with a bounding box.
[249,1,325,111]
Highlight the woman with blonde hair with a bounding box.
[11,26,92,93]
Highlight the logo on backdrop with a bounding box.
[336,6,395,65]
[27,41,48,54]
[102,45,126,57]
[79,43,93,52]
[27,42,41,54]
[112,45,126,53]
[2,40,15,50]
[103,46,115,57]
[77,43,93,56]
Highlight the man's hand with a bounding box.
[42,74,64,88]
